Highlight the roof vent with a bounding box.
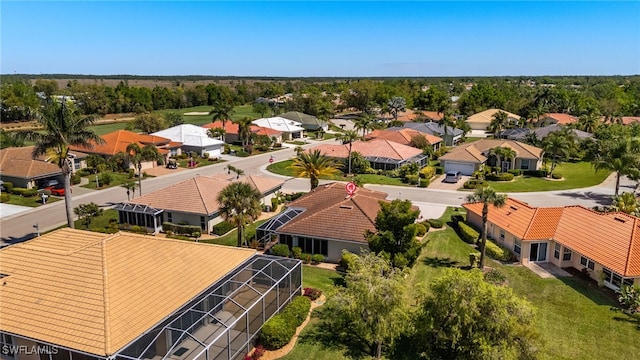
[340,205,353,210]
[510,206,519,211]
[614,217,627,223]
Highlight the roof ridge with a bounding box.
[523,208,539,239]
[193,177,212,214]
[101,237,111,355]
[350,196,381,224]
[623,218,639,276]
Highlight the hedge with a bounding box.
[458,221,479,244]
[419,166,436,179]
[405,174,418,185]
[484,239,513,262]
[311,254,324,264]
[271,244,291,257]
[12,187,38,197]
[463,179,486,189]
[281,296,311,327]
[71,173,81,185]
[552,172,563,179]
[0,193,9,203]
[523,169,547,178]
[415,223,427,236]
[486,173,514,181]
[212,221,235,235]
[451,214,465,225]
[2,182,14,192]
[507,169,522,176]
[162,222,202,236]
[427,218,444,229]
[340,250,358,271]
[434,166,444,175]
[291,246,302,259]
[259,315,296,350]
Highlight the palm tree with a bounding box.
[466,186,507,269]
[336,130,360,176]
[289,149,339,189]
[234,117,254,148]
[207,127,225,141]
[489,147,517,173]
[122,181,138,201]
[541,132,572,178]
[17,99,102,228]
[593,138,640,196]
[610,192,639,215]
[126,143,144,196]
[354,114,374,136]
[489,111,509,135]
[578,112,600,133]
[209,100,235,141]
[217,182,262,247]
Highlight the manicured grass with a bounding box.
[158,105,264,126]
[89,122,130,136]
[486,162,611,192]
[354,174,406,186]
[81,172,140,190]
[176,157,224,168]
[302,265,343,293]
[4,194,61,207]
[73,209,119,232]
[201,218,271,246]
[287,140,307,146]
[267,160,411,186]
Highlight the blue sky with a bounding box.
[1,1,639,76]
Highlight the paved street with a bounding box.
[1,138,634,244]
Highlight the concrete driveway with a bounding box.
[429,174,470,190]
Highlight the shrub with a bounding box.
[13,187,38,197]
[281,296,311,327]
[311,254,324,264]
[484,239,512,262]
[523,169,547,177]
[303,287,322,301]
[418,178,429,187]
[434,166,444,175]
[42,189,52,196]
[405,174,419,185]
[259,314,296,350]
[98,172,114,186]
[130,225,142,233]
[162,222,201,236]
[552,172,563,179]
[451,214,465,225]
[340,250,358,271]
[251,345,265,360]
[469,253,478,268]
[421,221,431,232]
[291,246,302,259]
[419,166,436,179]
[486,173,514,181]
[458,221,479,244]
[0,193,9,203]
[71,173,81,185]
[507,169,522,176]
[463,179,486,189]
[271,244,291,257]
[484,268,507,285]
[77,168,92,177]
[127,169,135,178]
[428,218,444,229]
[270,197,279,211]
[300,253,312,264]
[212,221,235,235]
[3,181,14,192]
[415,223,427,236]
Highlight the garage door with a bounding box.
[444,161,475,176]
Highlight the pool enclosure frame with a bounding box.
[114,254,302,360]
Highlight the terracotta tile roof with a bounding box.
[439,139,543,163]
[278,183,388,242]
[365,129,442,146]
[0,228,256,356]
[540,113,578,125]
[466,109,521,124]
[69,130,178,156]
[311,139,423,161]
[464,198,640,277]
[621,116,640,125]
[203,121,282,136]
[0,146,62,179]
[128,174,284,215]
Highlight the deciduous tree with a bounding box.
[74,202,103,229]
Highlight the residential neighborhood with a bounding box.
[2,1,640,359]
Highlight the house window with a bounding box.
[520,159,530,170]
[167,212,172,223]
[200,216,206,230]
[602,267,634,289]
[554,243,560,259]
[563,247,572,261]
[580,256,595,270]
[514,238,521,254]
[499,230,505,241]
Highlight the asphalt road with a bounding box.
[0,139,632,244]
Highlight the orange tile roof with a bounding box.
[365,129,442,146]
[439,139,543,163]
[69,130,178,156]
[0,146,62,179]
[464,198,640,277]
[0,228,256,356]
[278,182,388,242]
[203,121,282,136]
[128,174,284,214]
[540,113,578,125]
[311,139,423,161]
[621,116,640,125]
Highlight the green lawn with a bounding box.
[158,105,264,126]
[201,218,272,247]
[73,209,119,232]
[267,160,409,186]
[89,122,130,136]
[176,157,224,168]
[4,193,61,207]
[486,161,611,192]
[81,172,140,190]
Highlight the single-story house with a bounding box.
[203,121,283,144]
[0,146,63,189]
[499,124,592,141]
[364,128,443,152]
[70,130,182,170]
[392,109,443,122]
[464,198,640,291]
[280,111,328,131]
[152,124,224,159]
[114,173,284,234]
[438,139,543,175]
[0,228,301,360]
[310,139,429,170]
[257,182,389,262]
[397,122,464,146]
[466,109,522,131]
[536,113,578,127]
[252,117,305,140]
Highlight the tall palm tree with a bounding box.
[217,182,262,247]
[125,143,157,196]
[541,132,572,178]
[207,127,225,141]
[209,100,235,141]
[289,149,339,189]
[121,181,138,201]
[593,138,640,196]
[336,130,360,176]
[489,111,509,135]
[466,186,507,269]
[578,112,600,133]
[234,116,254,148]
[354,114,374,136]
[17,99,102,228]
[489,147,517,173]
[610,192,639,215]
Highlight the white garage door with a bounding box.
[444,161,475,176]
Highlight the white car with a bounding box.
[444,171,462,183]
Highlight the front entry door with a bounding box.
[529,242,548,262]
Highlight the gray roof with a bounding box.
[400,122,464,137]
[500,124,592,141]
[280,111,324,127]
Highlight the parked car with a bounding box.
[444,171,462,183]
[45,185,68,196]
